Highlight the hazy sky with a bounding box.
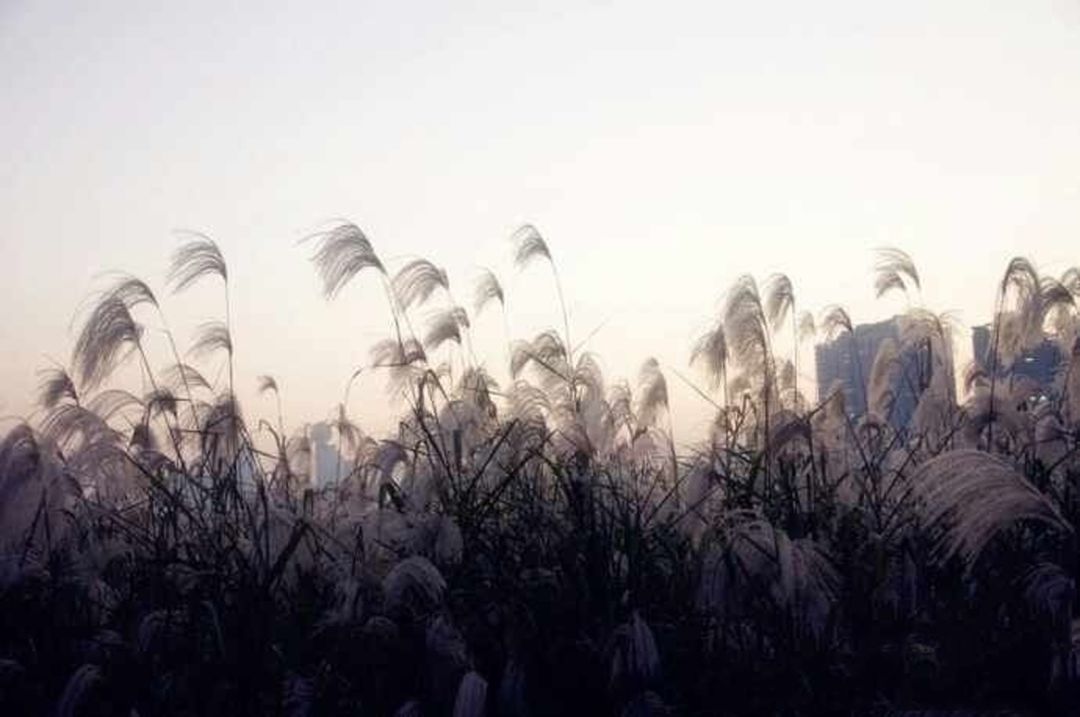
[3,1,1080,442]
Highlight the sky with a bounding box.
[2,0,1080,444]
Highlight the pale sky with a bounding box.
[2,1,1080,443]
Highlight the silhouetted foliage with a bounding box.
[2,231,1079,716]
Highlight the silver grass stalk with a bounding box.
[873,247,921,299]
[332,402,361,483]
[0,425,76,550]
[161,362,213,394]
[305,221,410,353]
[167,234,228,291]
[821,305,867,415]
[868,338,900,419]
[898,309,958,399]
[724,275,775,472]
[690,320,729,404]
[394,700,423,717]
[86,388,143,421]
[698,516,837,637]
[424,306,471,354]
[169,233,236,401]
[257,373,285,437]
[453,671,489,717]
[636,358,668,430]
[198,391,244,469]
[473,267,505,316]
[56,664,102,717]
[724,275,772,381]
[256,374,278,395]
[371,337,427,368]
[1019,561,1074,637]
[370,337,428,397]
[144,387,178,421]
[497,658,528,717]
[426,615,471,699]
[609,611,661,690]
[764,273,795,331]
[820,305,854,339]
[510,330,570,384]
[512,224,572,363]
[37,367,79,409]
[190,320,233,359]
[307,222,386,299]
[986,258,1036,446]
[764,273,800,405]
[392,258,450,310]
[511,223,552,268]
[910,449,1072,570]
[383,555,446,620]
[474,266,513,369]
[573,351,606,406]
[72,295,142,389]
[40,402,118,451]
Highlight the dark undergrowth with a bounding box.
[1,227,1078,715]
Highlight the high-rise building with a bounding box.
[970,324,1062,395]
[309,421,342,487]
[815,316,921,428]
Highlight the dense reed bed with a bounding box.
[1,225,1078,715]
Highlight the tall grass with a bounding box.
[1,227,1079,715]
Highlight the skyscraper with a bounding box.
[971,324,1062,396]
[309,421,342,488]
[815,316,921,428]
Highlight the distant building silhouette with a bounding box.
[309,421,342,487]
[815,316,920,428]
[971,324,1062,396]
